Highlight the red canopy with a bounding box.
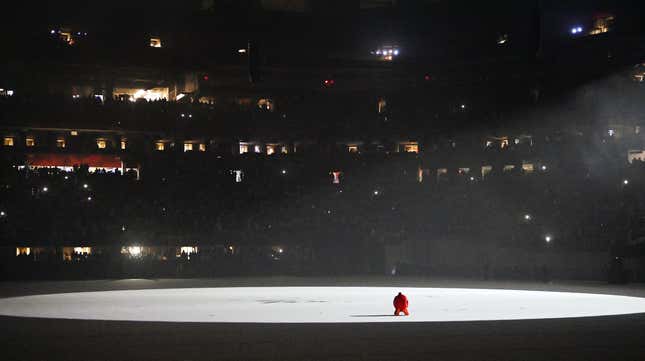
[26,154,122,168]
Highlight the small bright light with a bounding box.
[623,179,629,185]
[83,184,88,189]
[373,190,379,196]
[393,50,399,55]
[42,187,48,192]
[376,50,381,55]
[460,104,466,109]
[50,30,56,34]
[577,27,583,32]
[238,48,247,54]
[278,248,284,254]
[541,165,547,171]
[0,211,5,217]
[121,225,126,231]
[64,176,69,180]
[545,235,552,243]
[87,196,92,201]
[181,113,185,118]
[281,169,287,175]
[470,176,475,181]
[524,214,531,220]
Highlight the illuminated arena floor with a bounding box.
[2,278,645,361]
[2,286,645,323]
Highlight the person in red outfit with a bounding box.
[393,292,409,316]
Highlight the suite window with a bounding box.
[150,37,162,48]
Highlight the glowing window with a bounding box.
[239,143,249,154]
[482,165,493,177]
[150,37,162,48]
[331,170,342,184]
[177,246,198,257]
[608,129,615,137]
[120,140,127,150]
[377,97,387,114]
[257,98,274,111]
[97,140,107,149]
[266,145,276,155]
[233,170,243,183]
[56,139,66,148]
[402,143,419,153]
[16,247,31,256]
[522,163,534,173]
[3,137,14,146]
[503,165,515,172]
[281,146,289,154]
[184,143,193,152]
[348,145,359,153]
[254,145,262,153]
[199,144,206,152]
[500,139,509,148]
[589,15,614,35]
[73,247,92,255]
[155,142,165,151]
[122,246,142,257]
[26,137,35,147]
[70,130,78,136]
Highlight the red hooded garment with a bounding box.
[393,292,409,313]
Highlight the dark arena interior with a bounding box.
[2,1,645,360]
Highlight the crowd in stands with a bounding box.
[1,145,644,281]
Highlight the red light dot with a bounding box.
[203,75,209,81]
[424,74,431,81]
